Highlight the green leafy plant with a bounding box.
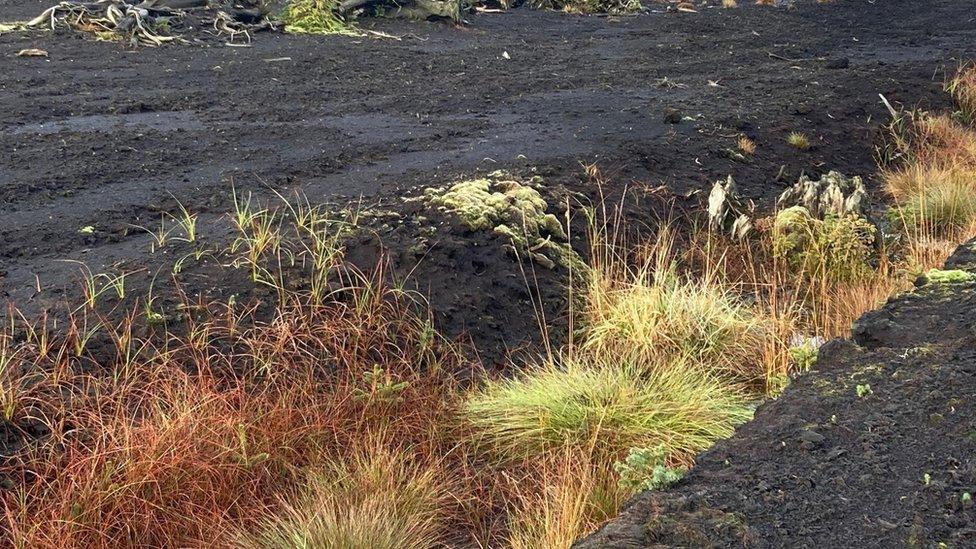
[353,365,410,405]
[773,207,877,282]
[788,341,819,371]
[856,384,872,398]
[613,445,686,492]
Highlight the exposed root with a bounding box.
[23,0,274,46]
[26,1,183,45]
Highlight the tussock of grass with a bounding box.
[582,229,775,381]
[463,354,751,462]
[240,444,447,549]
[787,131,811,150]
[947,64,976,122]
[889,167,976,237]
[885,73,976,240]
[505,451,626,549]
[737,136,756,155]
[582,272,769,377]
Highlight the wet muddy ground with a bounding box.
[1,0,975,364]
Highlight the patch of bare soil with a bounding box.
[1,0,975,367]
[576,240,976,548]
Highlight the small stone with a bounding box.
[798,429,825,449]
[663,108,682,124]
[825,57,850,69]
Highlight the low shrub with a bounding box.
[772,207,877,282]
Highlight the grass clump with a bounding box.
[787,132,811,150]
[885,72,976,239]
[947,64,976,123]
[582,269,769,378]
[240,445,447,549]
[504,452,627,549]
[737,136,756,155]
[887,164,976,238]
[582,229,775,381]
[463,354,751,462]
[282,0,349,34]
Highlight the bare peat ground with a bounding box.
[576,241,976,549]
[1,0,975,366]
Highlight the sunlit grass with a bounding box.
[463,352,752,462]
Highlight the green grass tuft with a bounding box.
[462,354,752,462]
[582,267,770,378]
[787,131,811,150]
[889,167,976,237]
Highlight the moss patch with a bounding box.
[924,268,975,284]
[426,172,582,271]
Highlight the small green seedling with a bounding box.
[614,445,686,492]
[856,384,872,398]
[78,225,95,235]
[923,473,931,486]
[788,342,819,371]
[352,365,409,404]
[232,424,269,469]
[962,492,972,503]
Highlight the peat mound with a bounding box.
[576,239,976,548]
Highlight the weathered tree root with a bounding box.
[25,0,273,45]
